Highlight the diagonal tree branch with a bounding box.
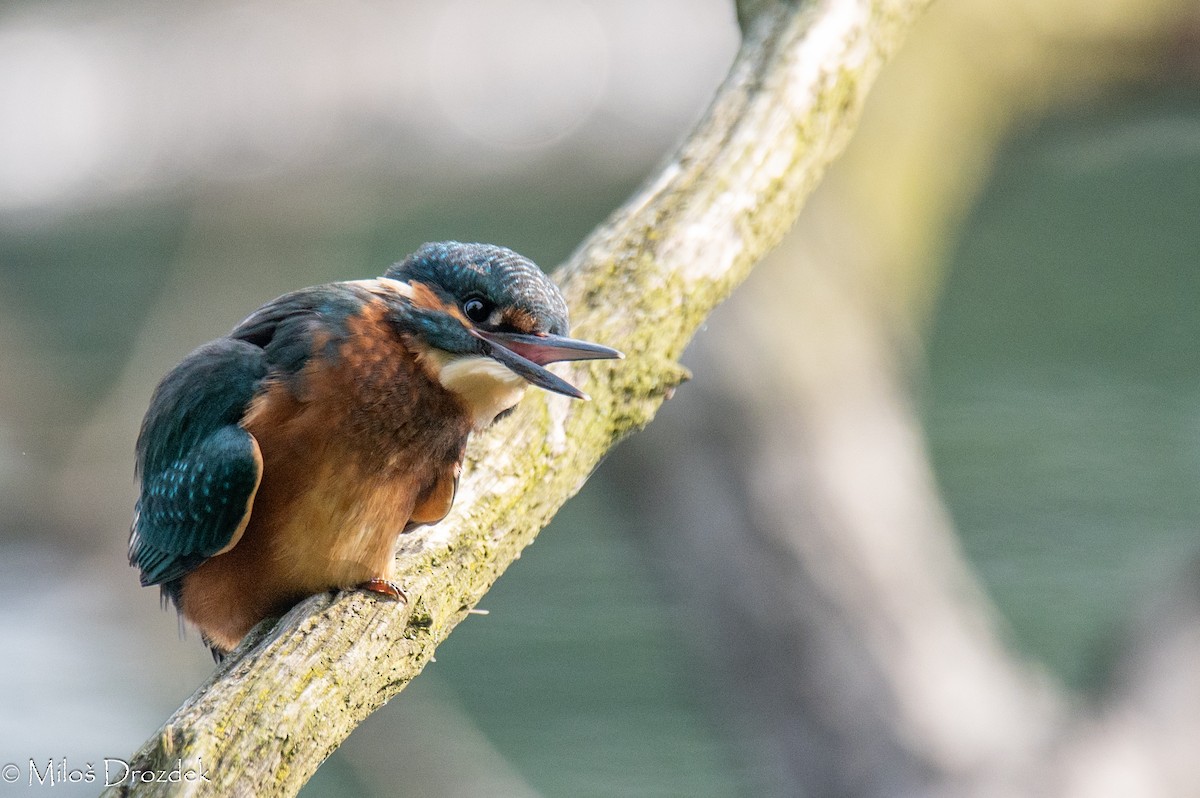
[104,0,931,794]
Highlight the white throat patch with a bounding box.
[434,354,528,429]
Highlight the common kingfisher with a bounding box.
[129,242,621,655]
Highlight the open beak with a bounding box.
[471,330,623,400]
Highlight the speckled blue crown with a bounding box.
[386,242,570,336]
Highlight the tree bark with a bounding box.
[101,0,933,794]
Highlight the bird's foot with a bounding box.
[359,578,407,603]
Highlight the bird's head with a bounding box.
[382,242,621,424]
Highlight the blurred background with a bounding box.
[1,0,1198,796]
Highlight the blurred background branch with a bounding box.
[611,1,1200,795]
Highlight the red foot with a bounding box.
[359,578,407,602]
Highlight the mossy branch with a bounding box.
[104,0,931,794]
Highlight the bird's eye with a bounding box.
[462,297,491,323]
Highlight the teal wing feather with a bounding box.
[130,284,371,593]
[130,338,267,590]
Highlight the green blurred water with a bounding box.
[430,488,748,798]
[924,90,1200,691]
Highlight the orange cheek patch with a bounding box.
[409,281,468,324]
[502,308,537,334]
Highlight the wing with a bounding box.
[232,282,371,372]
[131,283,370,588]
[130,338,268,588]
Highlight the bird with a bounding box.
[129,241,621,655]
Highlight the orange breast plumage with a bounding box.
[177,298,471,651]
